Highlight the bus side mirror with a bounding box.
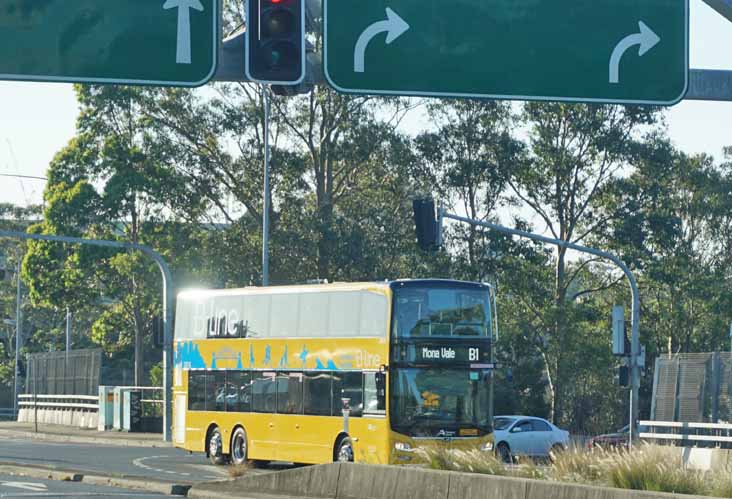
[375,372,386,411]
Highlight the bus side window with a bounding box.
[333,372,363,417]
[252,373,276,413]
[204,371,216,411]
[303,372,332,416]
[188,372,206,411]
[363,372,385,414]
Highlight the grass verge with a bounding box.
[418,444,730,497]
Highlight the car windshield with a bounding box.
[493,417,516,430]
[391,367,491,437]
[392,287,491,338]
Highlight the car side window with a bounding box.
[532,420,552,431]
[514,420,533,432]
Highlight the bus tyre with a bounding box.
[335,437,354,462]
[230,427,248,466]
[207,426,227,465]
[497,442,512,464]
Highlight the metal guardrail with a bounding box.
[640,420,732,447]
[18,394,99,410]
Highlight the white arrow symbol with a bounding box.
[609,21,661,84]
[354,8,410,73]
[163,0,205,65]
[1,481,48,491]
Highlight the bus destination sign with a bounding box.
[399,342,491,366]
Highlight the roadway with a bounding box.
[0,472,167,498]
[0,437,230,483]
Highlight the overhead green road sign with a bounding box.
[0,0,218,87]
[324,0,688,105]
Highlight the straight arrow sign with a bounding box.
[163,0,205,65]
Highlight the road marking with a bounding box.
[0,482,47,491]
[132,456,191,477]
[0,493,162,497]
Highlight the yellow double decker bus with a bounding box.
[172,279,496,465]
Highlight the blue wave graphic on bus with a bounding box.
[175,341,206,369]
[315,358,338,370]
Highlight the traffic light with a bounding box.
[246,0,305,84]
[412,198,440,251]
[152,315,163,348]
[615,366,629,387]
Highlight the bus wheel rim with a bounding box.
[338,442,353,462]
[233,432,246,461]
[210,430,221,457]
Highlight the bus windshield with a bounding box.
[392,287,491,338]
[390,368,491,437]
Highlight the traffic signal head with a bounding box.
[246,0,305,84]
[413,198,440,251]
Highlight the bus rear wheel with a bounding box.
[335,437,354,462]
[230,427,248,466]
[207,426,227,465]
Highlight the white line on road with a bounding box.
[0,493,161,497]
[132,456,190,477]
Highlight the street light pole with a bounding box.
[439,208,642,447]
[0,229,175,442]
[262,85,271,286]
[13,258,21,419]
[65,307,71,365]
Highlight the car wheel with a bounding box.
[230,427,248,466]
[496,442,512,464]
[335,437,354,462]
[207,426,227,465]
[549,443,565,463]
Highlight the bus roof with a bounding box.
[177,278,488,299]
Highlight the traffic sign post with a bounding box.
[324,0,689,105]
[0,0,219,87]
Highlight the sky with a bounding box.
[1,0,731,209]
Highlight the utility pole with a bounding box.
[13,258,21,419]
[262,85,271,286]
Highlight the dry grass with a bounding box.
[419,444,730,497]
[227,461,255,478]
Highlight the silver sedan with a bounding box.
[493,415,570,463]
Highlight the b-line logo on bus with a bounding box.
[175,340,383,370]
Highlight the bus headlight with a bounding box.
[481,442,494,452]
[394,442,413,452]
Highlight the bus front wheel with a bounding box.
[230,427,248,466]
[335,437,354,462]
[207,426,227,465]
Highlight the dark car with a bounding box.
[587,424,648,449]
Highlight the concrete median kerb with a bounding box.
[187,462,717,499]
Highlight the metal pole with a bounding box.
[13,258,21,419]
[440,210,642,446]
[65,307,71,365]
[0,229,175,442]
[262,85,271,286]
